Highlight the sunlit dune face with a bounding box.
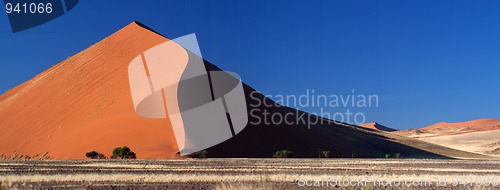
[0,22,182,159]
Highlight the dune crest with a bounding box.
[358,122,397,132]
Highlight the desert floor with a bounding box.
[1,158,500,189]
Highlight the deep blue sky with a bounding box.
[1,0,499,129]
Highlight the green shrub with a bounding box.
[395,153,401,159]
[385,153,392,159]
[190,150,209,158]
[273,150,294,158]
[111,146,136,159]
[85,151,106,159]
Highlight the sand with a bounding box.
[392,119,500,157]
[419,130,500,156]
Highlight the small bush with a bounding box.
[385,153,392,159]
[322,150,330,158]
[273,150,294,158]
[85,151,106,159]
[190,150,209,158]
[395,153,401,159]
[111,146,136,159]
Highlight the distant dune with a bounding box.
[0,22,493,159]
[393,119,500,157]
[358,122,398,132]
[421,118,500,135]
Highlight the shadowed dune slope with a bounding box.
[0,22,493,159]
[203,63,491,159]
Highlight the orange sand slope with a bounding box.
[421,118,500,135]
[0,22,178,159]
[358,122,397,132]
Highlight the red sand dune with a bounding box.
[0,22,179,159]
[392,128,427,137]
[358,122,397,132]
[0,22,493,159]
[421,118,500,135]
